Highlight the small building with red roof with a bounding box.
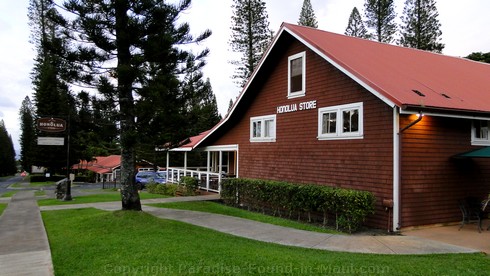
[168,23,490,231]
[74,155,156,183]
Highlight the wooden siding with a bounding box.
[212,40,394,229]
[400,115,490,227]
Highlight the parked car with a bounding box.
[135,171,167,189]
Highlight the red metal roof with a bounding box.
[73,155,121,174]
[181,23,490,151]
[282,23,490,114]
[173,130,212,151]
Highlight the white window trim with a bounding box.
[250,115,276,142]
[471,120,490,146]
[317,102,364,140]
[288,51,306,99]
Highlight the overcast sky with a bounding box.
[1,0,490,156]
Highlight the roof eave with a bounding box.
[400,104,490,120]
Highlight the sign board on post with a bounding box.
[37,118,66,132]
[38,137,65,146]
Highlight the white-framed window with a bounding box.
[250,115,276,142]
[471,120,490,145]
[318,102,363,140]
[288,52,306,99]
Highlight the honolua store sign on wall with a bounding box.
[276,100,317,114]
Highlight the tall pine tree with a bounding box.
[229,0,273,88]
[28,0,74,174]
[399,0,444,53]
[345,7,369,38]
[58,0,211,210]
[0,120,17,176]
[180,55,221,135]
[298,0,318,28]
[19,96,37,173]
[364,0,397,43]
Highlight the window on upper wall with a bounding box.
[288,52,306,99]
[250,115,276,142]
[318,102,363,140]
[471,120,490,145]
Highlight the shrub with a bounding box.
[178,176,199,196]
[220,178,376,233]
[146,183,178,196]
[146,183,158,194]
[30,174,46,182]
[74,176,89,183]
[165,184,178,196]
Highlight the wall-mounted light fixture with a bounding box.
[400,112,424,133]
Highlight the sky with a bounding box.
[1,0,490,156]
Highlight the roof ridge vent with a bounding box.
[412,89,425,97]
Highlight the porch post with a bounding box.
[206,151,210,191]
[166,151,170,182]
[184,152,188,180]
[218,151,223,193]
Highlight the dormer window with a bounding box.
[288,52,306,99]
[472,120,490,145]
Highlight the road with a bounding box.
[0,175,24,195]
[0,175,109,197]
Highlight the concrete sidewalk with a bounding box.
[1,190,483,275]
[0,191,54,276]
[40,195,479,255]
[141,206,478,255]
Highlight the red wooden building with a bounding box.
[168,23,490,231]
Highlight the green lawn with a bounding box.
[1,191,18,198]
[41,208,489,275]
[150,201,340,234]
[30,181,56,187]
[1,190,45,198]
[37,191,169,206]
[9,181,55,188]
[0,203,6,216]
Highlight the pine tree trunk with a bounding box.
[115,0,141,211]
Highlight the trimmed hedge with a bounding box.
[221,178,376,233]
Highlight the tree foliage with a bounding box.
[465,52,490,64]
[229,0,273,88]
[364,0,397,43]
[345,7,369,38]
[18,96,37,173]
[298,0,318,28]
[28,0,74,174]
[53,0,212,210]
[0,120,17,176]
[399,0,444,53]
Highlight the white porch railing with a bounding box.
[166,167,227,193]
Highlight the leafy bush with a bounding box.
[178,176,199,196]
[147,183,179,196]
[165,184,178,196]
[220,178,376,233]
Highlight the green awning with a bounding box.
[455,147,490,158]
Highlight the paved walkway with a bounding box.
[0,191,54,276]
[0,192,481,275]
[40,195,478,255]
